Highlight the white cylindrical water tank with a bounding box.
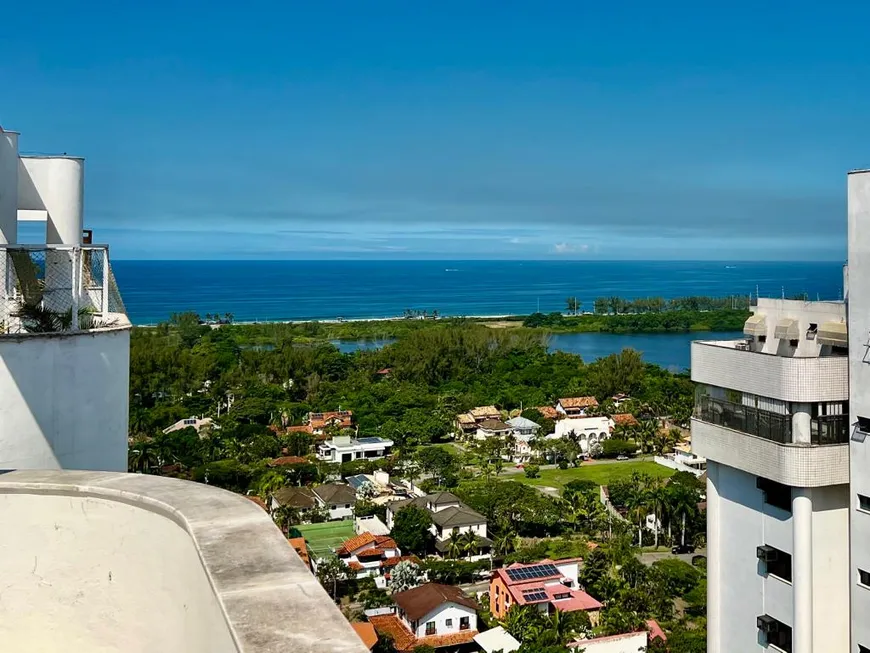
[0,131,19,245]
[42,157,84,246]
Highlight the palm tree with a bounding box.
[256,470,287,501]
[128,439,158,473]
[459,530,478,561]
[668,484,698,547]
[624,480,650,547]
[272,504,300,536]
[648,482,668,549]
[493,529,518,557]
[446,529,464,559]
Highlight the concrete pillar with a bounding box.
[0,131,18,245]
[792,404,812,444]
[706,462,721,653]
[793,489,813,653]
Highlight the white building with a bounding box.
[163,417,214,436]
[0,128,130,472]
[474,418,513,441]
[693,295,851,652]
[317,435,393,464]
[335,531,403,589]
[369,583,478,649]
[555,416,614,454]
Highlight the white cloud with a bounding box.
[552,242,590,255]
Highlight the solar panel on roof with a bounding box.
[506,563,560,582]
[522,589,549,602]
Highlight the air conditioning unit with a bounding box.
[757,615,779,633]
[735,341,751,351]
[756,545,778,562]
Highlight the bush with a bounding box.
[558,459,569,470]
[651,558,700,597]
[524,464,541,478]
[600,439,635,458]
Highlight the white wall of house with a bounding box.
[572,632,648,653]
[408,603,477,638]
[434,522,487,541]
[555,417,613,453]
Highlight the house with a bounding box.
[270,486,317,513]
[312,483,357,520]
[288,536,312,570]
[556,397,599,417]
[386,492,491,560]
[267,455,309,467]
[455,405,501,435]
[162,416,214,436]
[474,419,513,441]
[335,531,402,588]
[317,435,394,464]
[307,410,354,436]
[535,406,560,421]
[368,583,479,652]
[507,416,540,437]
[610,393,631,409]
[568,631,648,652]
[610,413,639,428]
[474,626,520,653]
[351,622,379,651]
[555,416,614,455]
[490,559,602,623]
[512,431,536,463]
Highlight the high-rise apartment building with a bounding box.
[0,128,130,471]
[696,170,870,653]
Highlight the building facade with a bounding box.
[317,435,394,463]
[694,296,851,653]
[0,128,130,472]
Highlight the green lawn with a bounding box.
[514,460,674,491]
[297,520,355,559]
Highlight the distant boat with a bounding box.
[445,268,459,272]
[724,265,737,269]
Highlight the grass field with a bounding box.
[297,521,355,559]
[514,460,674,491]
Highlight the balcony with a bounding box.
[691,340,848,403]
[0,470,368,653]
[695,396,793,444]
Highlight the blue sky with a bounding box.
[3,1,869,260]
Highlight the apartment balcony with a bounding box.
[691,340,848,403]
[0,470,368,653]
[692,397,849,486]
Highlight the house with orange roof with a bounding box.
[351,622,379,650]
[307,410,354,436]
[535,405,560,421]
[489,559,602,624]
[267,455,310,467]
[288,537,312,571]
[556,396,600,417]
[335,531,402,588]
[368,583,478,652]
[455,405,501,435]
[610,413,639,428]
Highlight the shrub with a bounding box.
[558,459,569,470]
[524,464,541,478]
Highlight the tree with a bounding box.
[128,439,159,473]
[445,529,464,559]
[415,446,458,488]
[390,560,424,593]
[357,480,378,500]
[459,529,478,561]
[272,504,300,536]
[667,483,699,547]
[256,470,287,500]
[316,556,349,601]
[391,505,433,555]
[565,297,581,315]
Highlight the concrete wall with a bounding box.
[810,485,850,653]
[0,492,236,653]
[0,327,130,471]
[848,169,870,651]
[572,632,648,653]
[0,131,19,244]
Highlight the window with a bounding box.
[858,645,869,653]
[807,323,818,339]
[860,569,870,588]
[425,622,436,636]
[757,477,792,512]
[859,495,870,512]
[757,615,791,652]
[445,618,453,628]
[344,504,351,509]
[789,339,799,348]
[757,545,792,582]
[759,335,767,343]
[859,417,870,433]
[459,617,470,631]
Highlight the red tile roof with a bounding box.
[357,547,389,558]
[647,619,667,642]
[545,585,602,612]
[286,425,313,433]
[536,406,559,419]
[352,622,379,650]
[415,630,479,649]
[244,495,269,511]
[308,410,354,430]
[268,456,309,467]
[611,413,639,427]
[336,532,378,555]
[559,396,599,409]
[368,614,477,652]
[347,561,364,571]
[288,537,310,567]
[383,555,420,569]
[375,535,398,548]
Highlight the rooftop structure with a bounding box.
[455,405,501,433]
[317,435,394,464]
[0,128,130,472]
[163,417,214,436]
[0,470,367,653]
[490,559,601,621]
[308,410,354,435]
[556,396,599,417]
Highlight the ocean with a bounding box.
[114,260,845,326]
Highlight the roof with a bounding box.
[313,483,357,505]
[415,630,479,650]
[288,537,310,566]
[457,413,476,425]
[611,413,639,427]
[285,425,313,433]
[346,474,375,490]
[245,495,269,511]
[369,615,416,651]
[309,410,354,429]
[352,622,378,650]
[536,406,559,419]
[569,631,648,649]
[469,405,500,418]
[506,416,540,429]
[545,585,602,611]
[430,505,487,528]
[427,491,460,506]
[392,583,477,621]
[474,627,520,653]
[383,554,421,568]
[477,419,511,431]
[559,396,599,409]
[337,532,400,556]
[271,486,317,509]
[268,456,309,467]
[647,619,667,642]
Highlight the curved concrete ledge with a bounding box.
[0,314,132,340]
[0,470,367,653]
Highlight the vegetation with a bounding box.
[522,307,749,332]
[390,506,433,555]
[514,461,674,491]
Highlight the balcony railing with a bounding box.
[810,414,850,445]
[695,396,792,444]
[0,245,126,335]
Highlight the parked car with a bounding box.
[672,543,696,555]
[616,455,629,461]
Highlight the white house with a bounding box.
[317,435,393,464]
[507,416,540,437]
[556,396,599,417]
[555,416,614,454]
[163,416,214,436]
[312,483,357,520]
[335,531,404,589]
[474,419,513,441]
[369,583,478,650]
[386,492,491,560]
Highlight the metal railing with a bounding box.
[695,395,792,444]
[810,414,850,445]
[0,245,126,335]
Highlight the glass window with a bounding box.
[860,569,870,587]
[425,621,436,636]
[757,477,791,513]
[445,618,452,628]
[859,495,870,512]
[758,545,792,582]
[459,617,470,631]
